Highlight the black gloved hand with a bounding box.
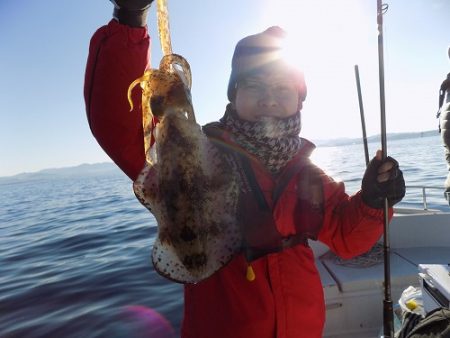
[111,0,154,27]
[361,153,406,209]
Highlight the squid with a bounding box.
[128,54,242,283]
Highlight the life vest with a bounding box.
[203,123,324,262]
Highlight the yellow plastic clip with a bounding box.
[246,265,256,282]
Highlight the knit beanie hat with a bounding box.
[227,26,307,102]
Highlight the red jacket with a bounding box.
[85,20,388,338]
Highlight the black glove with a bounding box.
[111,0,154,27]
[361,156,406,209]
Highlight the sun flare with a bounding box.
[260,0,375,71]
[259,0,381,140]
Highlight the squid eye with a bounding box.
[150,95,165,117]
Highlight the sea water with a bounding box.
[0,135,448,337]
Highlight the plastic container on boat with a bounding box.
[418,264,450,314]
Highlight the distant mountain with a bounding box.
[312,129,439,147]
[0,162,122,183]
[36,162,119,176]
[1,130,441,181]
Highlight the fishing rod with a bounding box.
[354,65,370,167]
[376,1,394,337]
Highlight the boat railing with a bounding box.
[405,185,443,210]
[395,185,449,214]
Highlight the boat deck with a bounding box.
[314,212,450,337]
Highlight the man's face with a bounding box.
[233,68,301,122]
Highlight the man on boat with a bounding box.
[84,1,406,337]
[437,47,450,203]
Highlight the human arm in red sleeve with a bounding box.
[317,151,405,259]
[84,19,150,181]
[318,181,389,259]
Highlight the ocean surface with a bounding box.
[1,135,449,337]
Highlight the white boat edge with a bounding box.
[311,186,450,338]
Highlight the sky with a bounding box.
[0,0,449,177]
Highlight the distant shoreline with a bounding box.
[1,130,440,180]
[312,129,439,147]
[0,162,121,182]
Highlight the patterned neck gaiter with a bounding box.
[220,104,302,175]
